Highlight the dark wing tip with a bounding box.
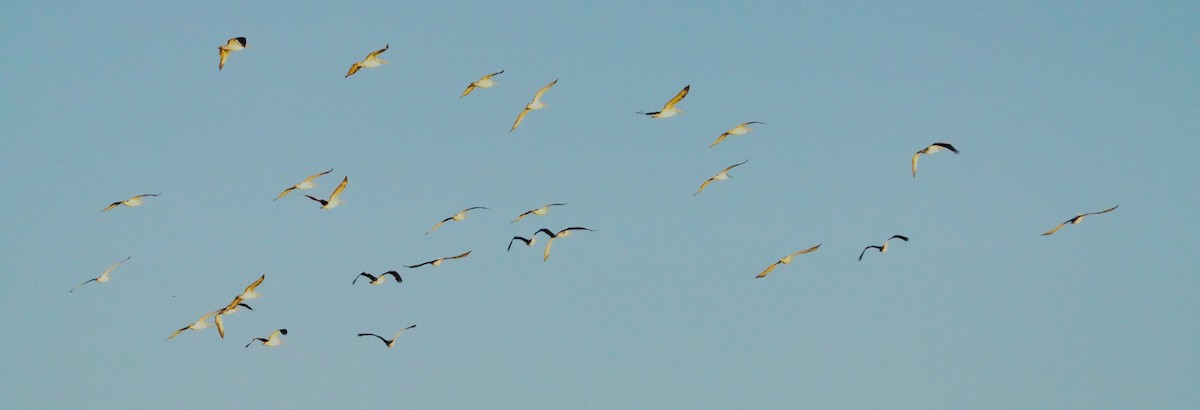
[891,235,910,241]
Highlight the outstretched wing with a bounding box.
[662,85,690,110]
[710,132,731,148]
[358,333,390,345]
[219,47,230,70]
[788,244,822,257]
[931,142,959,153]
[1041,222,1068,236]
[694,177,715,196]
[1084,205,1119,217]
[69,278,98,293]
[275,186,297,201]
[756,262,780,278]
[328,177,348,201]
[448,250,472,260]
[353,272,377,285]
[532,79,558,103]
[406,260,434,269]
[100,201,122,212]
[511,108,530,132]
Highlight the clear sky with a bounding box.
[2,1,1198,408]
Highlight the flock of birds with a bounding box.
[70,37,1122,351]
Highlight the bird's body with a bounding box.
[218,37,247,70]
[358,325,417,348]
[461,70,503,98]
[246,329,287,348]
[70,256,131,293]
[406,251,472,268]
[695,160,748,196]
[427,207,488,234]
[639,85,689,118]
[710,122,764,148]
[353,271,402,285]
[346,44,389,78]
[305,176,348,209]
[535,227,595,261]
[911,142,959,177]
[276,169,333,200]
[756,244,821,278]
[858,235,909,261]
[166,311,217,340]
[511,79,557,132]
[101,194,160,212]
[1042,205,1119,236]
[512,203,566,223]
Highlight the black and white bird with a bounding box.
[305,176,348,209]
[218,37,247,70]
[859,235,910,261]
[406,251,472,268]
[245,329,287,348]
[427,207,488,234]
[461,70,503,98]
[756,244,821,278]
[166,310,218,341]
[353,271,402,285]
[101,194,160,212]
[535,227,595,261]
[70,256,131,293]
[275,169,333,201]
[346,44,388,78]
[1042,205,1119,236]
[357,325,417,348]
[507,235,537,251]
[710,122,764,148]
[695,160,748,196]
[639,85,689,119]
[911,142,959,177]
[512,203,566,223]
[511,79,557,132]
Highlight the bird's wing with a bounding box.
[69,278,97,293]
[366,44,389,59]
[353,272,376,284]
[756,262,780,278]
[219,48,229,70]
[789,244,822,257]
[448,250,472,260]
[303,168,333,184]
[543,238,555,261]
[460,83,477,98]
[392,325,416,340]
[561,227,595,234]
[244,274,265,293]
[406,261,434,268]
[427,219,449,234]
[662,85,690,110]
[245,338,265,348]
[464,206,489,212]
[166,326,189,341]
[1084,205,1119,216]
[382,271,402,283]
[710,132,731,148]
[304,195,327,205]
[101,202,122,212]
[532,79,558,103]
[488,70,504,78]
[328,176,348,201]
[932,142,959,153]
[535,228,557,238]
[275,187,296,201]
[858,246,881,261]
[215,312,226,339]
[694,178,715,196]
[346,63,361,78]
[1041,222,1068,236]
[508,236,531,251]
[512,210,535,222]
[911,153,921,177]
[138,193,161,197]
[724,160,749,172]
[101,256,131,278]
[358,333,390,345]
[511,108,530,132]
[889,235,909,242]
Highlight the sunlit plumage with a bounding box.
[275,168,333,201]
[101,194,160,212]
[710,121,764,148]
[858,235,910,261]
[911,142,959,177]
[694,160,748,196]
[218,37,247,71]
[305,176,348,209]
[461,70,504,98]
[511,79,557,132]
[214,296,255,339]
[406,251,472,268]
[166,310,217,341]
[535,227,595,261]
[70,256,131,293]
[1041,205,1119,236]
[427,207,488,234]
[512,203,566,223]
[245,329,287,348]
[345,44,389,78]
[357,325,417,348]
[756,244,821,278]
[639,85,689,118]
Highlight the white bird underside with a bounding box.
[511,79,557,132]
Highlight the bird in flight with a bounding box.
[218,37,247,70]
[236,274,265,301]
[1042,205,1119,236]
[70,256,131,293]
[911,142,959,177]
[427,207,489,234]
[710,122,764,148]
[756,244,821,278]
[535,227,595,261]
[245,329,287,348]
[859,235,910,261]
[507,235,537,251]
[275,169,333,201]
[639,85,689,119]
[305,176,348,209]
[461,70,504,98]
[101,194,160,212]
[695,160,748,196]
[214,296,255,339]
[512,203,566,223]
[166,310,219,341]
[511,79,557,132]
[406,251,472,268]
[353,271,402,285]
[346,44,388,78]
[357,325,417,348]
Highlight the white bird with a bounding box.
[695,160,748,196]
[101,194,160,212]
[305,176,348,209]
[512,203,566,223]
[710,121,764,148]
[638,85,689,119]
[756,244,821,278]
[911,142,959,177]
[70,256,131,293]
[353,271,402,285]
[346,44,388,78]
[427,207,489,234]
[535,227,595,261]
[406,251,472,268]
[166,310,218,341]
[1042,205,1119,236]
[246,329,287,348]
[275,169,333,201]
[357,325,417,348]
[461,70,504,98]
[218,37,247,70]
[511,79,557,132]
[859,235,910,261]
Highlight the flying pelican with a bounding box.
[305,176,348,209]
[357,325,417,348]
[911,142,959,177]
[218,37,247,70]
[427,207,489,234]
[535,227,595,261]
[101,194,160,212]
[461,70,504,98]
[694,160,748,196]
[406,251,472,268]
[353,271,402,285]
[511,79,557,132]
[755,244,821,278]
[1041,205,1119,236]
[166,310,218,341]
[859,235,910,261]
[214,297,255,339]
[710,122,764,148]
[638,85,689,119]
[275,168,333,201]
[245,329,288,348]
[507,235,536,251]
[346,44,388,78]
[512,203,566,223]
[70,256,131,293]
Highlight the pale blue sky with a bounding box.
[2,1,1198,408]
